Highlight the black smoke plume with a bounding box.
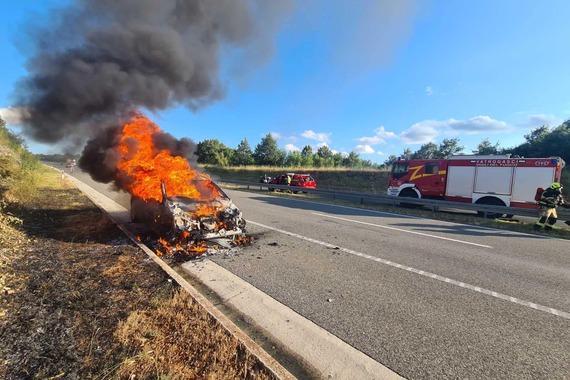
[14,0,292,184]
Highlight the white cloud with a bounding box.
[316,142,329,148]
[0,107,29,125]
[445,116,511,133]
[284,143,300,152]
[400,115,513,144]
[355,144,375,154]
[357,126,397,145]
[270,132,281,140]
[425,86,434,96]
[400,122,439,144]
[524,114,558,128]
[301,130,331,143]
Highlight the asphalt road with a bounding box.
[60,165,570,380]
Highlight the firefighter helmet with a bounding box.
[549,182,562,189]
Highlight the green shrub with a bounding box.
[0,118,40,201]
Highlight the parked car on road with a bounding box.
[268,173,316,193]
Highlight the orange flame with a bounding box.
[195,204,219,217]
[116,114,219,202]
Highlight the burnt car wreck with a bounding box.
[130,176,247,255]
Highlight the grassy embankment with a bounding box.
[204,165,390,193]
[0,132,279,379]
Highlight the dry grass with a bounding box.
[0,167,279,380]
[114,291,267,380]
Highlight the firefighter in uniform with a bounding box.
[534,182,565,230]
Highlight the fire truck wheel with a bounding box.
[475,197,506,218]
[398,189,422,208]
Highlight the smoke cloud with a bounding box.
[14,0,293,145]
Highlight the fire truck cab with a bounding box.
[388,155,565,212]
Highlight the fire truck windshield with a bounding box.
[391,163,409,179]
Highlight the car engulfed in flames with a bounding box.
[131,175,247,255]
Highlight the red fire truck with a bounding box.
[387,155,565,213]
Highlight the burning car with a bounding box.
[130,175,247,253]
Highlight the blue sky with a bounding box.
[1,1,570,163]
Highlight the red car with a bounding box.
[269,173,316,193]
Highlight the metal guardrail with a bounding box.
[218,179,570,220]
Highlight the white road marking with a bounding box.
[248,220,570,320]
[312,212,493,248]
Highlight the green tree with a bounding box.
[300,145,313,167]
[343,151,361,167]
[524,125,550,144]
[473,138,501,155]
[0,116,27,150]
[508,124,551,159]
[536,121,570,162]
[508,121,570,163]
[196,139,233,166]
[331,152,344,167]
[253,134,283,166]
[312,155,324,168]
[316,145,333,159]
[400,148,413,160]
[230,138,254,166]
[383,155,398,167]
[439,138,464,158]
[284,151,302,167]
[315,145,334,167]
[0,116,38,176]
[411,142,439,159]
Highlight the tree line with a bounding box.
[197,119,570,169]
[196,134,372,168]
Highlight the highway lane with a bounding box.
[212,189,570,380]
[227,192,570,312]
[58,166,570,379]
